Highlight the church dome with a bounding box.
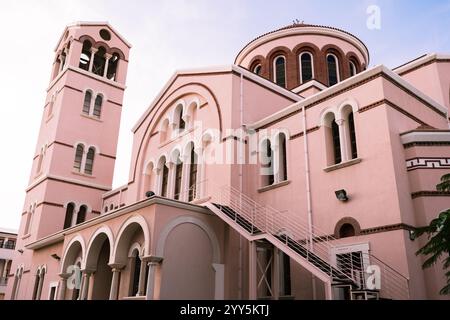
[235,23,370,90]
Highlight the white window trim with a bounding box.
[253,63,262,74]
[330,242,370,269]
[299,52,314,84]
[349,61,357,77]
[48,281,59,300]
[326,53,340,84]
[272,55,287,86]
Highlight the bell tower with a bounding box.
[17,22,131,245]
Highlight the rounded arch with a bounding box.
[169,145,183,164]
[61,235,86,273]
[272,128,291,144]
[156,216,221,263]
[112,215,151,265]
[127,242,143,258]
[334,217,361,239]
[133,84,224,185]
[338,99,359,119]
[320,109,338,127]
[170,100,186,125]
[85,226,115,270]
[156,154,168,170]
[143,159,155,175]
[182,140,197,161]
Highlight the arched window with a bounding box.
[174,105,185,132]
[79,41,92,71]
[93,47,106,76]
[93,94,103,118]
[160,160,169,198]
[47,95,55,118]
[83,91,92,115]
[277,134,288,182]
[107,53,120,81]
[300,52,313,83]
[327,54,340,86]
[104,206,108,213]
[261,139,274,186]
[110,204,114,211]
[323,113,342,166]
[84,147,95,175]
[174,160,183,200]
[63,203,75,229]
[130,250,142,296]
[348,112,358,159]
[24,205,34,235]
[188,147,198,202]
[76,205,87,225]
[332,120,341,164]
[349,61,357,77]
[32,268,45,300]
[74,144,84,172]
[273,56,286,88]
[36,147,44,174]
[253,64,262,75]
[339,223,356,238]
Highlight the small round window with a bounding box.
[99,29,111,41]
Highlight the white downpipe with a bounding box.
[238,73,244,300]
[302,105,317,299]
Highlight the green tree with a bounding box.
[414,173,450,295]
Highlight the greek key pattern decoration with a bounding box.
[406,158,450,171]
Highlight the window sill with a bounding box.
[258,180,291,193]
[80,113,103,122]
[324,158,362,173]
[72,170,95,179]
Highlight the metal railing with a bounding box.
[200,180,410,300]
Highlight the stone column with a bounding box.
[108,264,124,300]
[137,258,147,296]
[272,248,280,300]
[167,162,176,199]
[88,48,98,73]
[145,257,163,300]
[80,270,93,300]
[103,53,113,78]
[336,119,348,163]
[196,147,205,199]
[57,273,70,300]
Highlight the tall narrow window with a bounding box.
[349,61,357,77]
[32,271,40,300]
[131,251,141,296]
[177,107,185,132]
[83,91,92,115]
[278,134,288,181]
[174,162,183,200]
[36,149,44,174]
[76,205,87,225]
[327,54,339,86]
[262,140,274,186]
[332,120,342,164]
[348,113,358,159]
[161,164,169,197]
[273,56,286,88]
[107,54,120,81]
[79,41,92,71]
[74,144,84,172]
[300,52,313,83]
[188,149,198,202]
[93,95,103,118]
[93,47,106,76]
[47,95,55,118]
[84,147,95,175]
[64,203,75,229]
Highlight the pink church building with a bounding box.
[5,21,450,300]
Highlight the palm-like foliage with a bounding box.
[414,174,450,295]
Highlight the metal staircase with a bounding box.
[201,182,410,300]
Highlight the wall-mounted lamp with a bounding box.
[17,249,24,254]
[335,189,349,202]
[51,254,61,261]
[146,191,156,198]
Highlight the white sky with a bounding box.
[0,0,449,230]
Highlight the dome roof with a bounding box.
[235,23,370,66]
